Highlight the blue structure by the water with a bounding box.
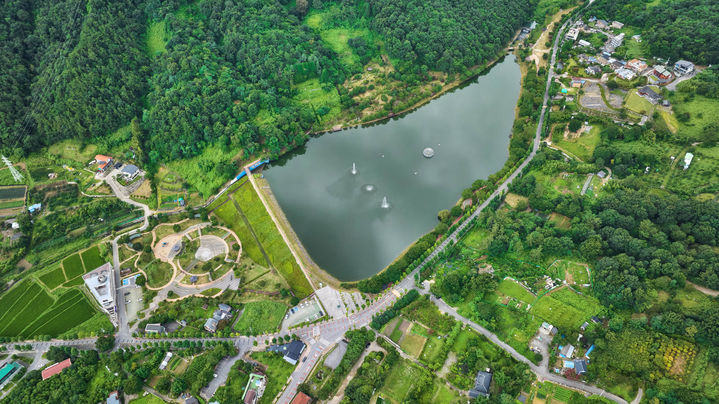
[233,159,270,182]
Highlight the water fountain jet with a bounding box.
[351,162,358,175]
[381,196,390,209]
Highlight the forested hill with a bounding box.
[591,0,719,65]
[0,0,531,166]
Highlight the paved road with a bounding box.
[5,5,630,404]
[424,291,627,403]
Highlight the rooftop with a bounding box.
[83,263,115,309]
[290,392,313,404]
[41,358,72,380]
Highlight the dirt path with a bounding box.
[687,281,719,297]
[328,341,386,404]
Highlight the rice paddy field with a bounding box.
[0,279,97,338]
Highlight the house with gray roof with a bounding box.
[469,370,492,398]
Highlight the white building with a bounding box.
[83,263,117,325]
[565,28,579,41]
[684,153,694,170]
[674,60,695,76]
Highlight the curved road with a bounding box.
[7,4,632,403]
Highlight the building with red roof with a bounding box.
[94,155,113,172]
[290,392,313,404]
[41,358,72,380]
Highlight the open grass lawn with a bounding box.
[667,145,719,195]
[250,352,296,404]
[293,78,342,122]
[505,192,529,209]
[231,181,312,297]
[166,143,236,199]
[401,296,455,333]
[380,358,427,402]
[418,379,461,404]
[145,260,174,288]
[461,227,491,251]
[146,20,167,55]
[81,245,105,271]
[38,264,67,290]
[213,190,266,267]
[400,326,427,358]
[659,109,679,133]
[625,90,655,116]
[675,285,716,316]
[529,170,587,196]
[129,393,166,404]
[671,94,719,140]
[549,212,571,229]
[48,139,97,163]
[62,253,85,279]
[234,300,287,335]
[419,336,445,365]
[451,329,474,352]
[531,287,602,330]
[497,279,536,304]
[389,320,405,343]
[555,124,601,162]
[320,28,372,66]
[549,260,590,284]
[624,37,649,59]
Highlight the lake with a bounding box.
[264,55,521,281]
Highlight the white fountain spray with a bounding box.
[351,162,358,175]
[381,196,390,209]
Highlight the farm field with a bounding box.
[550,260,590,284]
[129,393,166,404]
[530,287,603,330]
[497,279,536,304]
[37,264,67,290]
[555,124,601,162]
[504,192,529,209]
[0,279,98,338]
[234,300,287,335]
[399,325,427,358]
[62,253,85,279]
[80,245,105,270]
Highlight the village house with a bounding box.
[674,60,694,76]
[469,370,493,398]
[616,68,636,81]
[268,340,307,365]
[652,65,673,83]
[585,65,602,76]
[559,344,575,359]
[120,164,140,181]
[638,86,661,104]
[565,28,579,41]
[571,78,586,88]
[627,58,648,72]
[94,155,113,172]
[145,323,166,334]
[577,39,591,48]
[611,21,624,29]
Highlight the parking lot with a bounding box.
[121,276,144,323]
[282,296,324,328]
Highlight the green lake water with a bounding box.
[264,55,521,281]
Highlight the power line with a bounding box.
[1,155,24,182]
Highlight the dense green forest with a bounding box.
[591,0,719,65]
[1,0,531,171]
